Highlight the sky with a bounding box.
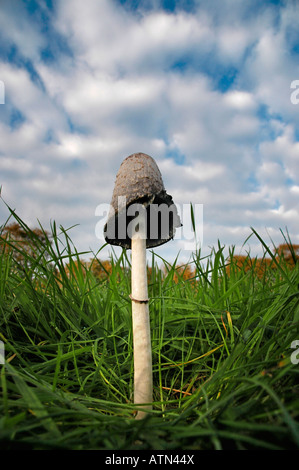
[0,0,299,264]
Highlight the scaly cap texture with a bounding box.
[104,152,181,249]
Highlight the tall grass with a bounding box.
[0,208,299,449]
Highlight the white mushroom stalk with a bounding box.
[131,205,152,418]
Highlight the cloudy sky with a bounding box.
[0,0,299,263]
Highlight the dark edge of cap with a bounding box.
[103,190,181,249]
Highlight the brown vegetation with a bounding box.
[0,222,49,262]
[1,223,298,284]
[226,244,299,278]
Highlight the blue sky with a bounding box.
[0,0,299,262]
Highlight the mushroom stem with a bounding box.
[131,205,152,419]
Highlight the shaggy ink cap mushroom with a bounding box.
[104,152,181,249]
[103,152,181,419]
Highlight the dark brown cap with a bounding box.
[104,152,181,249]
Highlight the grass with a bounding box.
[0,208,299,450]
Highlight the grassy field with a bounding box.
[0,209,299,450]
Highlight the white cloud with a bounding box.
[55,0,212,74]
[0,0,45,60]
[259,125,299,182]
[217,25,253,63]
[224,91,256,110]
[1,62,68,139]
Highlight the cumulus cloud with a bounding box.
[0,0,299,262]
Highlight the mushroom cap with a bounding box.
[104,152,181,249]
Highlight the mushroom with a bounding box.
[104,152,181,419]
